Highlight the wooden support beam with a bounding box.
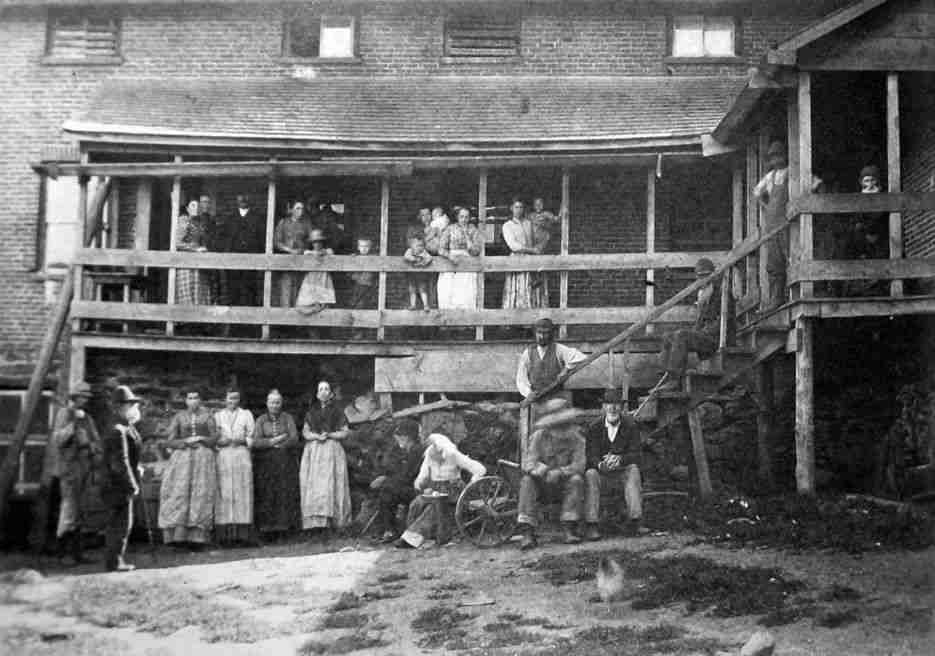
[687,408,713,500]
[476,170,487,341]
[787,89,801,302]
[134,179,152,252]
[732,159,745,296]
[757,134,769,308]
[262,171,276,339]
[73,174,89,332]
[788,257,935,283]
[719,268,731,349]
[37,160,414,179]
[166,155,182,336]
[559,169,571,340]
[887,72,904,297]
[645,168,656,335]
[794,315,815,495]
[789,192,935,216]
[797,71,814,299]
[754,361,775,488]
[377,178,389,341]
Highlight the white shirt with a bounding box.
[238,208,249,218]
[214,407,255,447]
[604,418,621,444]
[515,342,588,398]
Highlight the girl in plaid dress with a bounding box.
[175,202,214,305]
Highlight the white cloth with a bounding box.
[413,434,486,489]
[515,342,588,398]
[436,249,477,309]
[214,408,255,526]
[604,419,620,444]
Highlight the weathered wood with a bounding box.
[754,361,775,488]
[719,268,731,348]
[476,170,488,341]
[378,178,390,341]
[795,315,815,495]
[756,134,769,308]
[789,191,935,216]
[798,71,814,299]
[788,257,935,282]
[36,160,414,179]
[645,168,656,335]
[262,172,276,339]
[687,408,713,500]
[72,248,729,273]
[559,168,570,340]
[887,72,904,297]
[787,86,801,286]
[374,350,664,393]
[392,399,472,419]
[791,294,935,320]
[134,179,152,251]
[166,157,182,336]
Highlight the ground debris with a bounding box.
[299,632,390,655]
[525,623,731,656]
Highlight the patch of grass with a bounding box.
[319,612,370,630]
[814,608,860,628]
[525,624,730,656]
[412,606,473,650]
[299,633,389,655]
[427,580,470,601]
[485,627,544,649]
[49,578,276,643]
[759,603,816,627]
[533,550,803,620]
[494,613,569,630]
[361,589,401,601]
[331,592,364,612]
[375,572,409,584]
[817,585,862,602]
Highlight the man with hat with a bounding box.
[658,257,721,391]
[516,398,588,549]
[101,385,144,572]
[369,419,424,542]
[516,317,587,410]
[753,141,823,310]
[584,388,642,537]
[51,380,101,565]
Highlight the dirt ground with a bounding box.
[1,527,932,656]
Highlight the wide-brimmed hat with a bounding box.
[70,381,93,398]
[344,394,390,424]
[859,165,881,181]
[111,385,142,405]
[601,388,623,405]
[533,317,556,333]
[695,257,716,275]
[533,397,589,430]
[309,228,327,243]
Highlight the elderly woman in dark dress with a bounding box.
[250,389,301,540]
[300,381,351,536]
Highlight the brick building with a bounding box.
[0,0,933,500]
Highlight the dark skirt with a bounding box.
[252,447,301,533]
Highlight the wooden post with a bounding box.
[72,173,89,332]
[754,361,774,487]
[795,315,815,495]
[645,168,656,334]
[887,72,904,297]
[518,405,531,464]
[621,341,631,410]
[559,169,570,340]
[797,71,814,299]
[476,170,487,341]
[719,267,731,348]
[732,159,744,296]
[377,178,390,341]
[166,155,182,336]
[134,179,152,252]
[687,408,713,500]
[69,341,86,392]
[756,135,769,306]
[262,170,276,339]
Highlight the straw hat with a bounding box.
[533,397,589,430]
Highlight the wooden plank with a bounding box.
[791,294,935,320]
[476,170,487,341]
[134,179,152,251]
[789,191,935,216]
[798,71,814,299]
[374,350,664,393]
[794,315,814,495]
[559,169,570,339]
[788,257,935,282]
[70,301,699,328]
[757,134,769,308]
[166,156,182,336]
[73,175,88,327]
[378,179,389,341]
[645,168,656,335]
[72,249,730,273]
[766,0,890,64]
[687,408,713,500]
[887,72,904,297]
[747,142,760,301]
[262,172,276,339]
[787,86,801,294]
[39,160,414,179]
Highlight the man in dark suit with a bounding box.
[101,385,143,572]
[215,194,265,307]
[584,388,642,538]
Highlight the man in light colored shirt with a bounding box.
[515,318,587,403]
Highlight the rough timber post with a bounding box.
[887,72,904,297]
[797,71,814,299]
[476,170,487,341]
[687,407,713,500]
[795,315,815,494]
[166,155,182,336]
[377,178,389,341]
[559,169,570,340]
[262,167,276,339]
[645,168,656,334]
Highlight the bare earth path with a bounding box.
[1,534,932,655]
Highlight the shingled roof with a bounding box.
[64,76,746,151]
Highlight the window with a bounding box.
[285,15,357,59]
[671,16,736,58]
[45,10,120,61]
[39,176,112,271]
[444,13,520,60]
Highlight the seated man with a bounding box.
[584,389,642,537]
[516,398,590,550]
[658,257,720,391]
[369,419,424,543]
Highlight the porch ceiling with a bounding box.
[63,75,746,152]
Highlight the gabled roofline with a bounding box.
[766,0,891,65]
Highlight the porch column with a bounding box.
[795,315,815,495]
[476,170,487,341]
[756,134,769,306]
[166,155,182,336]
[72,163,89,333]
[377,178,390,342]
[887,72,904,297]
[797,71,814,299]
[644,168,656,334]
[262,165,277,339]
[134,179,152,252]
[559,168,570,340]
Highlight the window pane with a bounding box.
[672,16,703,57]
[44,176,80,268]
[704,17,735,56]
[319,18,354,58]
[288,16,320,57]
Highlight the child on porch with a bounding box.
[296,229,335,315]
[348,237,376,309]
[404,235,433,311]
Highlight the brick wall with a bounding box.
[0,1,836,370]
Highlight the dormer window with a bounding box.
[671,16,736,58]
[44,9,121,64]
[285,15,357,60]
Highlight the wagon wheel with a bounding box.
[455,475,518,547]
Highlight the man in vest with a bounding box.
[515,318,586,410]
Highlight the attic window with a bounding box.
[671,15,736,58]
[286,15,357,59]
[444,13,520,60]
[45,10,120,62]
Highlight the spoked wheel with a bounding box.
[455,475,518,547]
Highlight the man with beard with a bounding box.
[101,385,144,572]
[515,318,586,415]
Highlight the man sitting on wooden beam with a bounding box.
[658,257,721,392]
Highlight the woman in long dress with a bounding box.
[437,207,483,309]
[274,200,313,307]
[251,389,301,540]
[502,198,547,308]
[213,389,255,545]
[175,200,213,305]
[296,228,336,315]
[300,381,351,535]
[159,390,218,547]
